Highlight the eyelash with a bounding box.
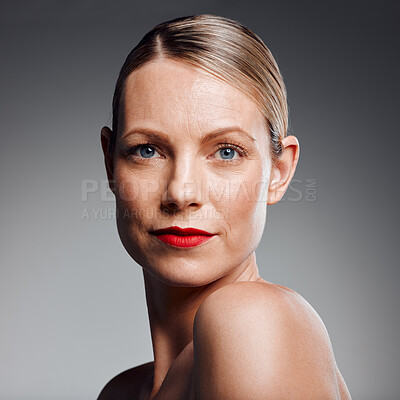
[125,140,248,160]
[125,141,163,159]
[213,141,248,158]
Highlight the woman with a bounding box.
[98,14,351,400]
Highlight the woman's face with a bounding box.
[112,59,272,287]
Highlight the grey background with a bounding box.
[0,0,398,399]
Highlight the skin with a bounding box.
[99,59,351,399]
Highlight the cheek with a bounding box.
[113,165,165,263]
[211,165,269,242]
[113,166,165,241]
[114,166,162,208]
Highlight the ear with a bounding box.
[101,126,116,194]
[267,135,300,205]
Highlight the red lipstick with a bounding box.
[151,226,215,248]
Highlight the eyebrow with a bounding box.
[120,126,257,143]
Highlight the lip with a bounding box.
[150,226,216,248]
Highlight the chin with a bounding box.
[142,257,229,288]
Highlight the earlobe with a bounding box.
[267,135,300,205]
[101,126,116,194]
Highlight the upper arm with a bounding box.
[97,363,152,400]
[193,282,342,400]
[97,372,131,400]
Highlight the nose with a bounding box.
[161,157,203,212]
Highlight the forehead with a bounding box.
[121,59,267,140]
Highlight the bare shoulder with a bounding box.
[193,280,351,400]
[97,361,153,400]
[194,280,321,329]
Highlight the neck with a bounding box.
[142,252,261,393]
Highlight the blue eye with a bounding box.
[217,147,237,160]
[135,145,159,158]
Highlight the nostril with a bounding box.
[161,172,203,212]
[162,201,199,211]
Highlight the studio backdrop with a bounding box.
[0,1,398,399]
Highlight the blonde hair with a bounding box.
[110,14,288,161]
